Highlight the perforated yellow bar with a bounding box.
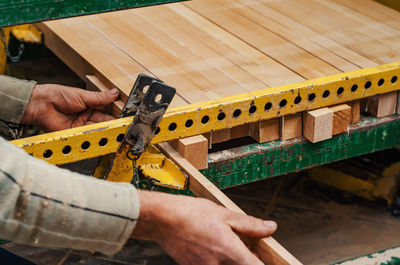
[12,61,400,165]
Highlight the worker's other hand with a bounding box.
[133,190,277,265]
[21,84,119,132]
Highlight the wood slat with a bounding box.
[261,0,400,65]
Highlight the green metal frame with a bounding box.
[333,246,400,265]
[200,115,400,190]
[0,0,185,28]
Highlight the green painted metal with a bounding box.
[0,0,185,28]
[333,246,400,265]
[153,116,400,195]
[201,115,400,190]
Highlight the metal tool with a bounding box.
[92,74,188,190]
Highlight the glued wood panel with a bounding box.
[40,0,400,111]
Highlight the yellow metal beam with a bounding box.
[11,61,400,165]
[10,25,42,43]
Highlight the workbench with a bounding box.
[1,0,400,264]
[26,0,400,191]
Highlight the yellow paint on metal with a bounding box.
[13,116,131,165]
[11,61,400,165]
[309,164,400,205]
[309,167,377,201]
[107,144,135,183]
[0,25,41,74]
[93,144,188,190]
[140,145,188,190]
[10,25,42,43]
[0,28,10,74]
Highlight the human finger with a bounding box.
[226,231,264,265]
[77,88,119,108]
[228,213,277,238]
[71,109,93,127]
[89,110,115,123]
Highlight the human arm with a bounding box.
[1,75,278,263]
[0,75,119,137]
[0,136,276,262]
[0,136,139,255]
[133,191,277,265]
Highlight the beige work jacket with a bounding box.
[0,75,139,255]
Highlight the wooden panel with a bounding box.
[39,0,400,145]
[40,0,400,110]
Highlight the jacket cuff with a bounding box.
[0,75,36,124]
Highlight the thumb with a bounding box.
[78,88,119,108]
[228,213,277,238]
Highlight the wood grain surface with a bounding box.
[38,0,400,110]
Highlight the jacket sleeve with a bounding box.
[0,137,140,255]
[0,75,36,139]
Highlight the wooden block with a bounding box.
[367,91,397,118]
[330,104,351,135]
[249,118,280,143]
[397,91,400,114]
[280,113,302,140]
[231,124,250,139]
[211,128,231,144]
[347,100,361,124]
[303,108,333,143]
[170,135,208,170]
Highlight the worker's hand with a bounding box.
[133,190,277,265]
[21,84,119,132]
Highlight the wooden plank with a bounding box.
[281,113,302,141]
[158,142,303,265]
[330,104,351,135]
[249,119,280,143]
[367,92,398,118]
[186,0,341,80]
[170,135,208,170]
[303,108,333,143]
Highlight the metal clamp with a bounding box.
[104,74,176,186]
